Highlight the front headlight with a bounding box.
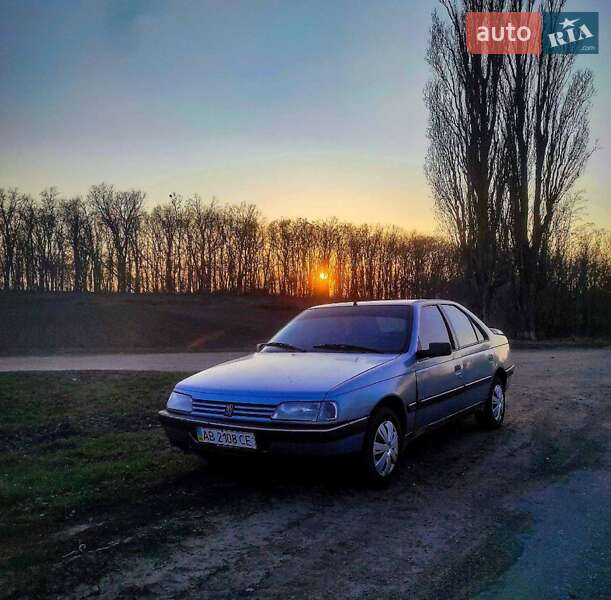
[271,401,338,422]
[167,391,192,414]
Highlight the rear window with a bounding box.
[441,305,478,348]
[472,319,488,342]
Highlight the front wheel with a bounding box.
[475,376,506,429]
[359,407,402,487]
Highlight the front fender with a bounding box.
[328,370,417,433]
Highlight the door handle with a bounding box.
[454,364,462,374]
[487,354,494,362]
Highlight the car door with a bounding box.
[440,304,493,409]
[414,304,465,428]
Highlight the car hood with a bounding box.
[176,352,395,399]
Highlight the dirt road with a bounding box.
[48,347,609,599]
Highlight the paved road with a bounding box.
[0,352,245,372]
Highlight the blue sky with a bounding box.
[0,0,609,230]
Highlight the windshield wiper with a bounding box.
[313,343,383,354]
[258,341,306,352]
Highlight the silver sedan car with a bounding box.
[160,300,514,485]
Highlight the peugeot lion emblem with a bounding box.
[224,403,235,417]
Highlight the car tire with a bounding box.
[475,376,506,429]
[360,406,402,487]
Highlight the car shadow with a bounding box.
[167,414,494,496]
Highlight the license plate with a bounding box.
[195,427,257,450]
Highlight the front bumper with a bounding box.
[158,410,368,457]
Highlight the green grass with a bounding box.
[0,371,199,598]
[1,371,184,432]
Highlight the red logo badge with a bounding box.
[466,12,542,54]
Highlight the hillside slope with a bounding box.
[0,292,315,355]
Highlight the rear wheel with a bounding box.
[360,407,402,487]
[475,376,506,429]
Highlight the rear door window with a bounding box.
[441,305,478,348]
[472,319,488,342]
[418,305,452,351]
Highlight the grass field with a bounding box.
[0,291,315,356]
[0,371,197,598]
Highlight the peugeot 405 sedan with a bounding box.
[159,300,514,485]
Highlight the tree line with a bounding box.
[0,184,609,338]
[0,185,459,298]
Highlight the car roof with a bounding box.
[308,299,456,309]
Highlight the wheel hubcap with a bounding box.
[373,420,399,477]
[491,384,505,421]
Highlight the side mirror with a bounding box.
[416,342,452,359]
[256,343,265,352]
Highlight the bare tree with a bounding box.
[34,188,62,290]
[16,195,37,290]
[0,188,22,289]
[187,196,225,293]
[504,0,595,338]
[149,194,184,293]
[88,184,144,292]
[424,0,508,320]
[61,197,93,292]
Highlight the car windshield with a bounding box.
[265,305,413,354]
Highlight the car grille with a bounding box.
[191,398,276,419]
